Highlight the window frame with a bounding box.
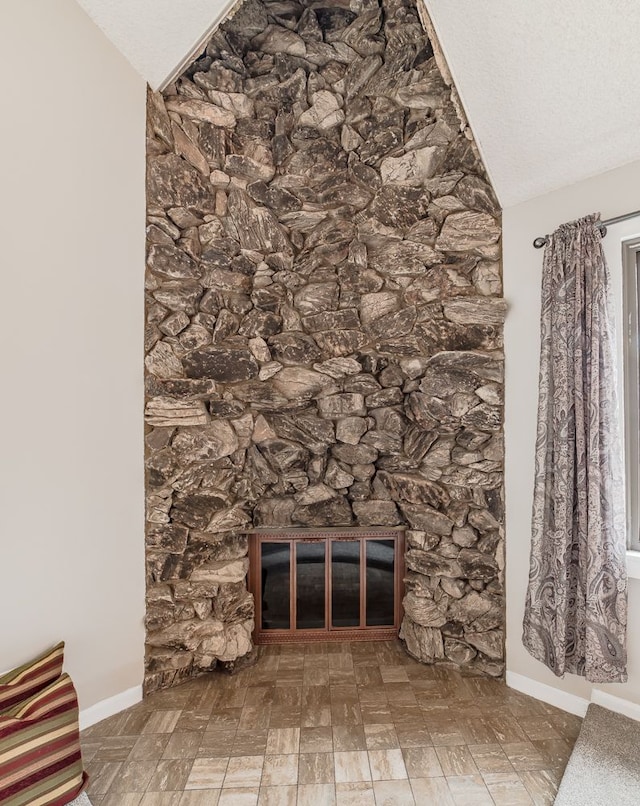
[621,238,640,552]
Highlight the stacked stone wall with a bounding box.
[144,0,505,693]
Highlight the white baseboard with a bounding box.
[79,685,143,731]
[507,671,640,722]
[591,688,640,722]
[506,671,589,717]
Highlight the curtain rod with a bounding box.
[532,210,640,248]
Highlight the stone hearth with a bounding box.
[144,0,505,694]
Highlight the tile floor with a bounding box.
[81,641,581,805]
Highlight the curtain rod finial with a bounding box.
[533,236,548,249]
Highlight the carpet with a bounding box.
[554,703,640,805]
[68,793,92,806]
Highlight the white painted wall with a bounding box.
[0,0,146,711]
[504,159,640,710]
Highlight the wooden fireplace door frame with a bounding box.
[248,527,405,644]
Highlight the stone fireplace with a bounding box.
[144,0,505,694]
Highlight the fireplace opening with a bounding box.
[248,528,405,643]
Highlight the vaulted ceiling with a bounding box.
[76,0,640,208]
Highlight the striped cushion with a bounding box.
[0,673,86,805]
[0,644,65,713]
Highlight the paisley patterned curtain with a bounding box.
[523,213,628,683]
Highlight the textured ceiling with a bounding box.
[76,0,640,208]
[76,0,240,91]
[425,0,640,206]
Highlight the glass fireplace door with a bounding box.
[295,540,326,630]
[250,529,404,643]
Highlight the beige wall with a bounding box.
[0,0,146,710]
[504,159,640,708]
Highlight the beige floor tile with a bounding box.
[360,703,393,725]
[121,709,156,737]
[300,703,332,728]
[301,686,330,709]
[384,685,418,708]
[329,669,356,685]
[239,705,272,731]
[410,777,455,806]
[298,783,337,806]
[501,742,548,771]
[380,667,409,684]
[218,787,259,806]
[185,757,229,790]
[208,709,242,730]
[468,743,515,774]
[330,686,358,705]
[139,794,183,806]
[334,750,371,783]
[79,643,579,806]
[179,792,221,806]
[401,747,443,778]
[257,785,297,805]
[108,760,157,793]
[394,725,432,748]
[100,795,143,806]
[459,718,498,745]
[278,655,305,671]
[298,752,335,784]
[83,712,129,739]
[390,704,424,726]
[272,688,302,708]
[518,769,561,805]
[232,729,268,757]
[270,705,301,728]
[261,754,298,786]
[372,779,415,805]
[175,710,213,734]
[364,724,399,750]
[300,727,333,753]
[359,687,388,708]
[531,738,573,769]
[266,727,300,755]
[546,713,582,740]
[303,667,330,686]
[94,736,138,761]
[223,755,265,788]
[435,744,479,777]
[129,734,171,761]
[80,739,103,763]
[330,701,362,726]
[483,772,534,805]
[162,732,203,760]
[354,666,383,686]
[218,688,247,709]
[143,710,183,735]
[86,762,123,795]
[274,671,304,687]
[427,724,466,747]
[489,716,529,744]
[198,729,237,758]
[368,749,407,781]
[332,726,366,752]
[518,717,561,741]
[335,782,374,806]
[144,690,190,711]
[147,759,193,792]
[446,774,494,805]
